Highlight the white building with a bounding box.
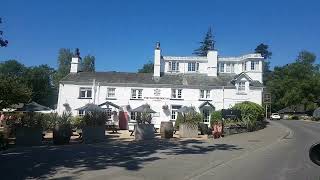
[57,42,264,128]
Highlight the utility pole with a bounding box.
[263,93,271,120]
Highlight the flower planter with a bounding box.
[53,125,72,145]
[160,121,174,139]
[179,123,198,138]
[198,123,209,135]
[134,124,155,140]
[82,126,106,143]
[15,127,43,146]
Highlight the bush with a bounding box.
[82,110,107,127]
[312,117,320,121]
[70,116,84,129]
[232,101,264,131]
[289,115,299,120]
[14,112,46,129]
[175,111,202,129]
[136,112,152,124]
[210,111,222,127]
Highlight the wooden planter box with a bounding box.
[82,126,106,143]
[179,123,198,138]
[160,121,174,139]
[53,125,72,145]
[15,127,43,146]
[134,124,155,140]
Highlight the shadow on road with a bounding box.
[0,139,242,179]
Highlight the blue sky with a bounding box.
[1,0,319,72]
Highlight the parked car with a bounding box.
[270,113,281,120]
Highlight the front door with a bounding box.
[202,108,211,125]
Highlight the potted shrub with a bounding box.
[82,110,108,143]
[52,113,73,145]
[134,112,155,140]
[176,110,202,138]
[14,112,44,146]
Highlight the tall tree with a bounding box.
[193,27,215,56]
[0,75,31,109]
[254,43,272,84]
[82,55,95,72]
[53,48,73,88]
[0,59,26,77]
[266,50,319,111]
[138,61,154,73]
[0,17,8,47]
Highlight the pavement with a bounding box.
[0,120,319,180]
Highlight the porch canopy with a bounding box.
[131,104,156,113]
[177,106,195,113]
[75,103,104,112]
[199,101,215,110]
[98,101,120,109]
[15,101,52,112]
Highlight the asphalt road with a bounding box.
[199,120,320,180]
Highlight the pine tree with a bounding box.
[193,28,215,56]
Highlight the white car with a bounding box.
[270,113,281,120]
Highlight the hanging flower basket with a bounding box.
[162,105,168,110]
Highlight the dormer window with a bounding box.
[169,61,179,72]
[188,62,199,72]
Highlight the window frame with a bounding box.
[131,89,143,99]
[238,81,246,92]
[200,89,210,99]
[79,87,92,99]
[171,89,182,99]
[169,61,179,72]
[78,110,85,116]
[219,63,225,73]
[188,62,199,72]
[107,88,116,98]
[171,105,182,120]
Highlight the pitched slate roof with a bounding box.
[60,72,263,88]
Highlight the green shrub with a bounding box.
[82,110,107,127]
[136,112,152,124]
[175,111,202,129]
[210,111,222,127]
[70,116,84,129]
[290,115,299,120]
[14,112,46,129]
[312,117,320,121]
[232,101,264,122]
[232,101,264,131]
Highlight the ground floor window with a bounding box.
[106,108,112,119]
[171,105,181,120]
[130,112,141,121]
[79,110,85,116]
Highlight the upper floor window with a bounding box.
[131,89,143,99]
[169,61,179,72]
[251,61,259,71]
[79,87,92,99]
[219,63,225,73]
[188,62,199,72]
[200,90,210,99]
[171,89,182,99]
[238,82,246,92]
[243,62,247,71]
[107,88,116,98]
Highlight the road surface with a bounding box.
[0,120,319,179]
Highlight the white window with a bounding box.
[171,89,182,99]
[79,110,85,116]
[169,61,179,72]
[238,82,246,92]
[251,61,259,70]
[200,90,210,99]
[219,63,225,72]
[106,108,112,119]
[171,105,181,120]
[130,112,141,120]
[107,88,116,98]
[188,62,199,72]
[131,89,143,99]
[79,87,92,98]
[202,109,210,123]
[231,64,235,73]
[243,62,247,71]
[226,63,231,73]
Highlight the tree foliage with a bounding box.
[138,61,154,73]
[266,50,319,111]
[0,17,8,47]
[0,60,57,108]
[254,43,272,84]
[53,48,73,88]
[193,27,215,56]
[0,75,31,109]
[82,55,95,72]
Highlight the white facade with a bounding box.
[57,43,264,128]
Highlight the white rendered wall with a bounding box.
[57,83,263,128]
